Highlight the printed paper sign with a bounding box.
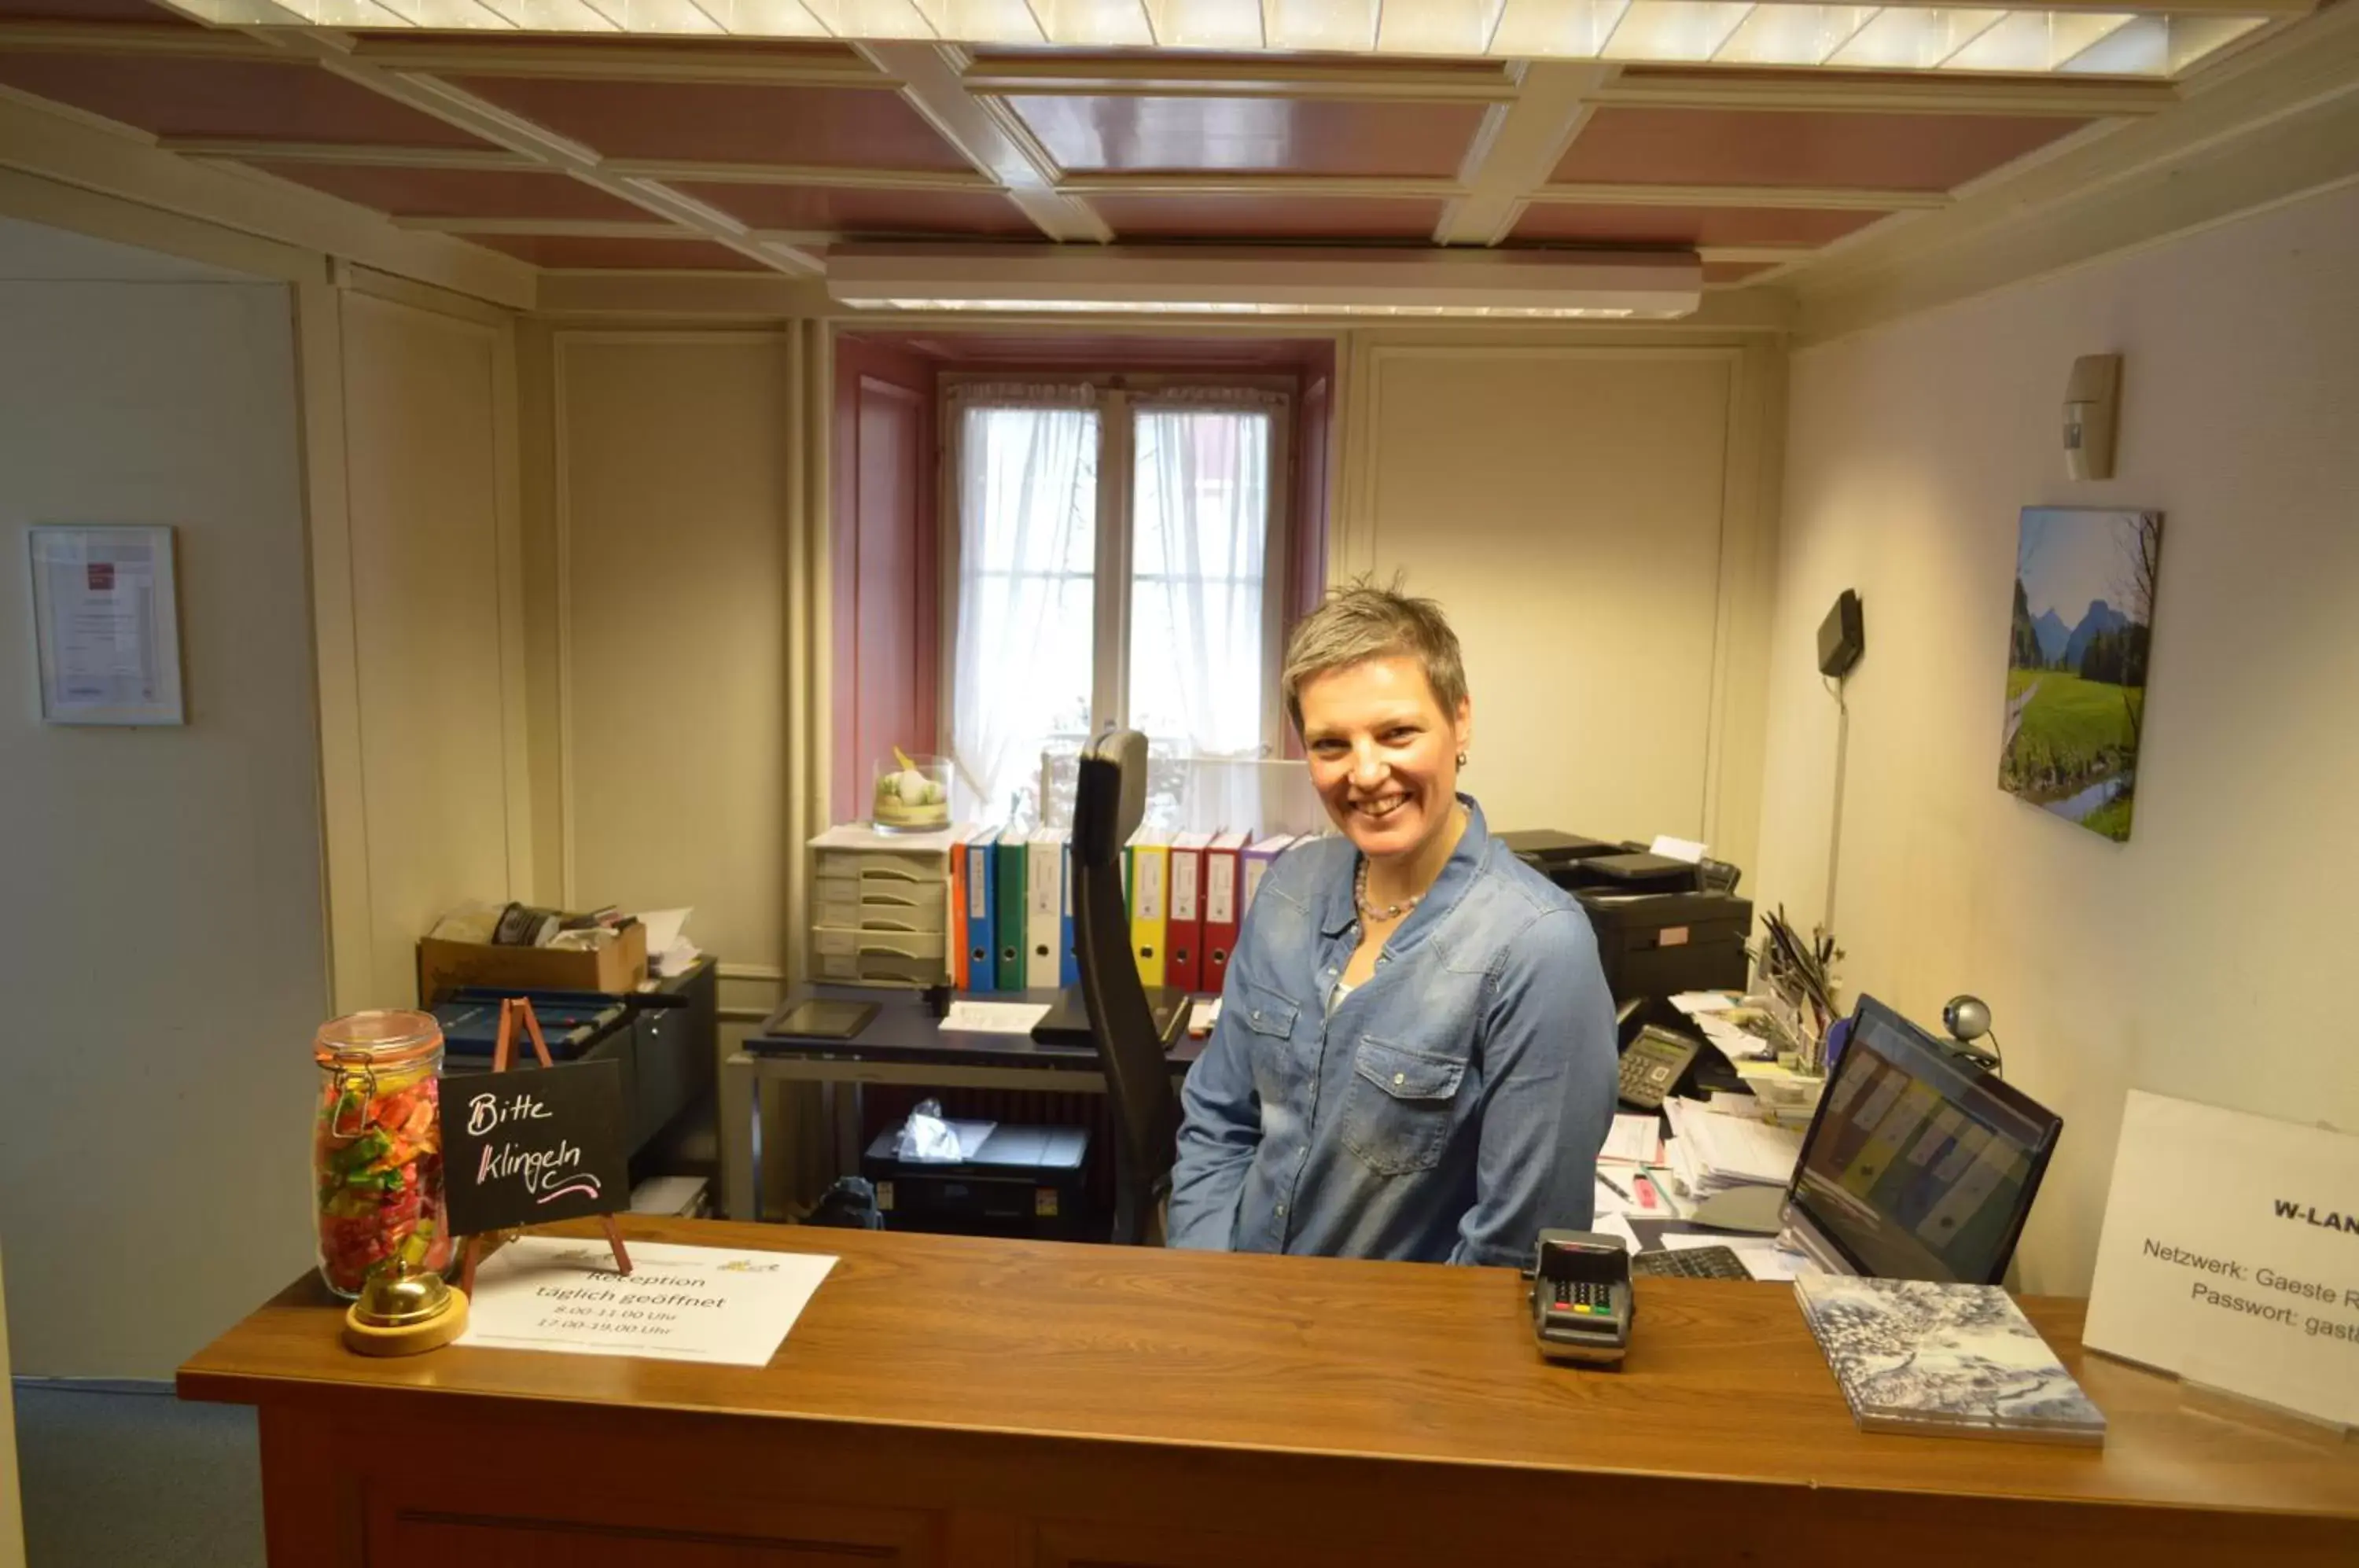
[459,1237,837,1365]
[28,525,184,724]
[2083,1091,2359,1427]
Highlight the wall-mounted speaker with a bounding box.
[1817,589,1864,679]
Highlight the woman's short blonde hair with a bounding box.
[1280,580,1467,735]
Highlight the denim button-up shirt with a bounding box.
[1167,798,1617,1268]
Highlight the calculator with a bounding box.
[1617,1026,1701,1110]
[1529,1229,1634,1367]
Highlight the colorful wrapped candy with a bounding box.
[311,1011,452,1298]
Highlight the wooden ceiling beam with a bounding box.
[0,92,536,307]
[1056,172,1464,197]
[344,38,901,88]
[0,21,278,58]
[1794,0,2359,337]
[856,42,1111,245]
[395,216,855,251]
[1533,182,1950,210]
[1435,63,1617,246]
[956,57,1520,102]
[1695,243,1823,263]
[228,30,823,276]
[600,158,995,190]
[163,138,544,171]
[393,216,695,237]
[1592,75,2181,117]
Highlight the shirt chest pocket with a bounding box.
[1236,981,1301,1102]
[1341,1035,1467,1177]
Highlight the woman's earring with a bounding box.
[1456,750,1469,769]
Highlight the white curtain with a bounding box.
[1128,398,1278,764]
[949,386,1099,826]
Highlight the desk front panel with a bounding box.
[256,1396,2359,1568]
[186,1220,2359,1567]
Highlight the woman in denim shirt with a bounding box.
[1167,584,1617,1268]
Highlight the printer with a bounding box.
[1577,886,1753,1004]
[859,1124,1095,1242]
[1501,830,1754,1007]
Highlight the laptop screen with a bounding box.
[1787,996,2063,1284]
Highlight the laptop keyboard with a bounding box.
[1628,1246,1751,1281]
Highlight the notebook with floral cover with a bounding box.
[1794,1271,2107,1446]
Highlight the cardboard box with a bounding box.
[416,921,647,1003]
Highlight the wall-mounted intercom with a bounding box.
[1817,589,1864,679]
[2064,354,2122,481]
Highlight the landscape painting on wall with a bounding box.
[2001,507,2163,842]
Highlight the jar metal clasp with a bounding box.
[329,1065,377,1138]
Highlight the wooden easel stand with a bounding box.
[457,996,634,1296]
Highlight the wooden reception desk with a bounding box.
[179,1217,2358,1566]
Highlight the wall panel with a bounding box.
[555,333,793,985]
[0,274,322,1374]
[340,290,523,1004]
[1757,184,2359,1293]
[1345,340,1772,866]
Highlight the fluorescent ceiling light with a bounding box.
[800,0,938,35]
[1376,0,1503,52]
[1716,4,1878,63]
[1603,1,1754,61]
[155,0,2280,75]
[2056,11,2265,73]
[1269,0,1381,51]
[1942,8,2133,69]
[1488,0,1632,55]
[1829,7,2005,66]
[825,245,1702,318]
[481,0,622,28]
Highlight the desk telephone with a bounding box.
[1528,1230,1633,1367]
[1617,1026,1701,1111]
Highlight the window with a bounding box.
[946,382,1286,826]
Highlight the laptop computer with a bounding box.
[1029,985,1191,1051]
[1775,994,2063,1285]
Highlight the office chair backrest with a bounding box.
[1073,729,1180,1245]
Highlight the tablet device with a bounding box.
[767,999,878,1041]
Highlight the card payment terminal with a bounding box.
[1529,1229,1634,1367]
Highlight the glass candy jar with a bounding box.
[311,1010,453,1299]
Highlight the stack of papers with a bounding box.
[1730,1060,1827,1126]
[1668,991,1782,1062]
[1661,1096,1805,1202]
[1599,1112,1664,1166]
[1591,1213,1644,1254]
[940,999,1050,1034]
[636,907,702,977]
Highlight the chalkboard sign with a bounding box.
[440,1058,631,1239]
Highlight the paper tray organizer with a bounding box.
[811,833,954,987]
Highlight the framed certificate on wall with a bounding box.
[27,525,185,726]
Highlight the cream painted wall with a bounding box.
[1342,337,1782,872]
[337,290,530,1006]
[1757,184,2359,1295]
[0,276,323,1375]
[548,333,796,1002]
